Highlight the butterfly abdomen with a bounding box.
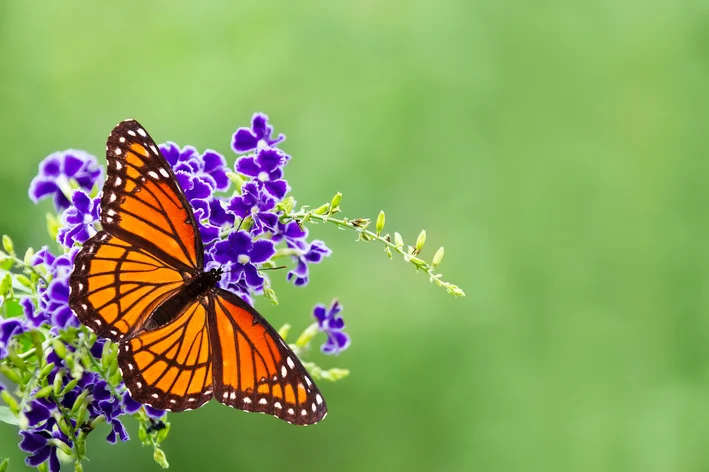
[145,268,222,331]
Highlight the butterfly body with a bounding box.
[68,120,327,425]
[144,267,222,331]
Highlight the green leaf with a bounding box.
[0,406,18,425]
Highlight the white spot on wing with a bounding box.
[159,168,169,178]
[281,365,287,378]
[311,402,316,412]
[259,398,267,405]
[109,193,117,203]
[115,148,122,155]
[287,408,294,415]
[136,381,142,388]
[301,409,307,416]
[274,402,282,409]
[150,144,158,154]
[137,128,147,137]
[119,137,126,143]
[230,392,237,400]
[148,171,159,179]
[287,357,295,369]
[243,397,252,404]
[151,393,159,399]
[316,394,323,405]
[127,130,136,136]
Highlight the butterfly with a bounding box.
[68,119,326,425]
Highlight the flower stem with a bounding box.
[283,210,465,297]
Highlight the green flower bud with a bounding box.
[0,274,12,298]
[263,286,279,306]
[376,211,385,236]
[53,370,64,396]
[0,458,8,472]
[313,203,330,215]
[295,323,320,349]
[385,247,393,259]
[46,213,61,242]
[225,172,246,192]
[0,365,21,384]
[329,192,342,213]
[321,368,350,381]
[275,196,295,213]
[394,232,404,248]
[34,386,54,399]
[60,378,80,396]
[23,247,34,266]
[446,284,466,297]
[277,324,291,341]
[52,340,68,360]
[39,362,55,380]
[432,247,445,268]
[153,447,169,469]
[156,421,171,444]
[16,275,32,290]
[415,230,426,253]
[75,459,84,472]
[2,235,14,255]
[138,423,148,444]
[1,391,19,414]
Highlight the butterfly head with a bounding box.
[207,267,223,284]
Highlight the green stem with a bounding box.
[10,256,48,285]
[284,210,465,296]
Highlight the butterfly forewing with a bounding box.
[102,120,202,272]
[69,231,184,342]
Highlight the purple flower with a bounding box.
[25,400,53,427]
[29,150,102,211]
[122,391,166,419]
[19,429,64,472]
[286,239,331,287]
[160,143,230,192]
[210,231,275,291]
[226,181,278,235]
[313,300,350,355]
[20,298,44,328]
[0,317,26,359]
[231,113,284,153]
[33,247,80,329]
[57,191,100,248]
[19,415,73,472]
[235,148,290,200]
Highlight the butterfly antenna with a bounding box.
[259,265,287,271]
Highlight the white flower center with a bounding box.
[237,254,251,265]
[257,171,269,182]
[83,213,94,224]
[250,205,259,215]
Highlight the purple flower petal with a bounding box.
[235,156,260,177]
[28,180,58,203]
[227,231,253,256]
[256,148,285,172]
[250,240,276,263]
[232,129,259,153]
[263,180,288,200]
[25,446,51,467]
[19,431,49,453]
[243,264,264,289]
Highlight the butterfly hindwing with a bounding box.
[210,289,327,425]
[102,119,202,273]
[69,231,185,342]
[118,297,214,411]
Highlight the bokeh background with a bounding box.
[1,0,707,470]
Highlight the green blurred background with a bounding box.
[1,0,708,470]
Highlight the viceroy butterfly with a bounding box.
[68,119,327,425]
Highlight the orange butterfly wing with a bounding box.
[70,232,184,341]
[211,289,327,425]
[118,297,214,411]
[70,119,200,341]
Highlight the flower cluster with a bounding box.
[1,111,464,472]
